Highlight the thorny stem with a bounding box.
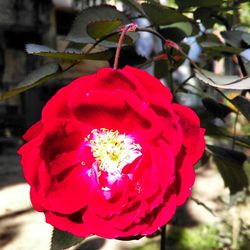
[113,24,136,69]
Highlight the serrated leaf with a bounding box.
[50,228,84,250]
[87,19,122,39]
[207,145,249,194]
[195,69,250,90]
[231,96,250,121]
[26,44,112,61]
[202,97,234,119]
[0,63,62,101]
[67,5,135,46]
[26,44,56,54]
[120,0,145,15]
[142,2,189,26]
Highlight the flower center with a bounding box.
[85,128,142,175]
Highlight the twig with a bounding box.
[113,23,137,69]
[191,197,217,217]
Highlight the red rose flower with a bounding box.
[18,66,205,239]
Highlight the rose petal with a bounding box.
[173,103,206,164]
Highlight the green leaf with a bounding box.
[141,2,189,26]
[26,44,113,61]
[67,5,134,46]
[50,228,84,250]
[197,33,222,47]
[242,32,250,45]
[206,45,243,54]
[202,121,230,138]
[231,96,250,121]
[0,62,62,101]
[119,0,145,15]
[108,46,147,68]
[194,7,216,29]
[87,19,122,39]
[154,60,169,79]
[176,0,224,10]
[207,145,249,194]
[221,31,242,47]
[195,69,250,90]
[159,27,186,43]
[165,22,193,36]
[86,20,133,45]
[202,97,234,119]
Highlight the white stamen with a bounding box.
[85,129,142,178]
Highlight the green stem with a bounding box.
[160,225,166,250]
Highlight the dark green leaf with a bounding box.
[194,7,216,29]
[232,136,250,148]
[26,44,113,61]
[197,33,222,47]
[202,121,230,137]
[195,69,250,90]
[67,5,135,46]
[50,228,84,250]
[207,145,249,194]
[159,27,186,43]
[202,97,234,119]
[221,31,245,48]
[154,60,169,79]
[141,2,189,26]
[176,0,224,10]
[242,32,250,45]
[87,19,121,39]
[108,46,147,68]
[231,96,250,121]
[165,22,193,36]
[86,20,133,45]
[165,43,190,70]
[204,45,243,55]
[0,63,62,101]
[119,0,145,15]
[244,161,250,184]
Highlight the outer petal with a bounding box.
[122,66,173,102]
[32,164,93,214]
[174,147,195,205]
[18,138,42,185]
[172,103,205,164]
[45,211,91,238]
[22,121,43,141]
